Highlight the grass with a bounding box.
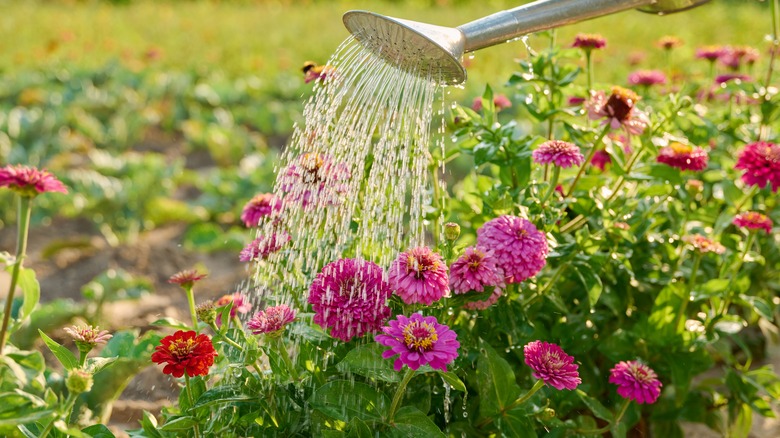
[0,0,772,98]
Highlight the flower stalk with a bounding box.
[576,398,632,435]
[675,252,702,333]
[184,285,199,331]
[477,379,546,429]
[0,196,32,355]
[565,124,610,198]
[387,368,416,424]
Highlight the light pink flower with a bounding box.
[609,360,662,404]
[388,247,449,306]
[524,341,581,390]
[0,165,68,197]
[477,216,548,284]
[240,193,281,227]
[585,86,648,135]
[247,305,296,335]
[733,212,772,233]
[628,70,667,87]
[532,140,585,168]
[449,247,504,295]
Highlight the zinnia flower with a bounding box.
[696,45,727,62]
[656,142,708,171]
[279,153,350,207]
[308,258,392,342]
[449,247,504,295]
[375,313,459,372]
[715,74,751,85]
[585,86,648,135]
[471,94,512,112]
[247,304,296,335]
[0,165,68,198]
[532,140,585,168]
[240,193,281,227]
[239,233,290,262]
[733,211,772,233]
[214,292,252,324]
[151,330,217,378]
[168,269,207,289]
[388,247,449,306]
[609,360,663,404]
[572,33,606,50]
[735,141,780,192]
[64,325,112,353]
[523,341,581,390]
[591,149,612,171]
[656,36,683,50]
[476,215,548,284]
[302,61,335,84]
[683,234,726,254]
[628,70,667,87]
[463,288,502,310]
[567,96,586,106]
[720,45,759,70]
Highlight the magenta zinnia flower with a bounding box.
[715,73,751,85]
[572,33,606,50]
[279,153,350,207]
[247,304,296,335]
[0,165,68,198]
[240,193,281,227]
[628,70,667,87]
[532,140,584,168]
[735,141,780,192]
[733,211,773,233]
[585,86,648,135]
[463,288,502,310]
[696,45,727,62]
[683,234,726,254]
[308,258,392,342]
[656,142,708,171]
[388,247,449,306]
[609,360,663,404]
[449,247,504,295]
[476,215,548,284]
[523,341,581,390]
[591,149,612,171]
[214,293,252,323]
[239,233,290,262]
[375,313,459,372]
[471,94,512,112]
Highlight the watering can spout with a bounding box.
[343,0,709,85]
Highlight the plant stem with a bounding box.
[0,196,32,355]
[675,253,702,333]
[477,379,545,429]
[565,124,610,198]
[40,392,77,438]
[78,350,88,368]
[765,0,780,91]
[387,368,416,424]
[576,398,632,435]
[431,165,442,246]
[719,231,756,316]
[540,166,560,208]
[524,263,567,306]
[184,286,198,331]
[585,51,594,92]
[604,145,644,205]
[734,185,758,211]
[273,336,299,382]
[184,374,201,438]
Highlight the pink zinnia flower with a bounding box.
[279,153,350,207]
[375,313,459,372]
[733,212,772,233]
[523,341,581,390]
[532,140,584,168]
[214,293,252,324]
[720,46,759,70]
[240,193,281,227]
[591,149,612,171]
[696,45,727,62]
[683,234,726,254]
[388,247,449,306]
[239,233,290,262]
[609,360,663,404]
[656,142,708,171]
[735,141,780,192]
[471,94,512,112]
[572,33,606,50]
[567,96,586,106]
[628,70,667,87]
[476,215,548,284]
[308,258,392,342]
[463,288,502,310]
[247,304,296,335]
[715,73,751,85]
[585,86,648,135]
[449,247,504,295]
[302,62,335,84]
[0,165,68,198]
[168,269,207,288]
[64,325,112,351]
[656,36,683,50]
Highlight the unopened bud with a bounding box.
[196,300,217,325]
[686,179,703,195]
[443,223,461,241]
[541,408,556,420]
[66,369,93,394]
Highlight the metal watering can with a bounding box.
[343,0,709,85]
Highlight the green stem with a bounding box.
[0,196,32,355]
[524,263,567,306]
[565,124,610,198]
[766,0,780,92]
[577,398,632,435]
[78,350,88,368]
[39,393,77,438]
[184,286,198,331]
[388,368,416,423]
[540,166,561,207]
[477,379,545,429]
[675,253,702,333]
[431,165,442,246]
[719,232,756,316]
[585,50,594,92]
[184,374,201,438]
[273,336,299,382]
[734,185,758,211]
[605,143,644,205]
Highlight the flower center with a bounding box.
[605,86,639,122]
[466,250,485,272]
[300,153,325,183]
[339,277,361,298]
[169,338,197,358]
[670,142,692,155]
[629,363,654,383]
[407,252,439,279]
[761,144,780,162]
[403,321,438,352]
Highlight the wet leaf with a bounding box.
[38,330,78,370]
[386,406,445,437]
[336,343,400,383]
[309,380,390,423]
[476,339,521,419]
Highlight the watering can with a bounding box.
[343,0,709,85]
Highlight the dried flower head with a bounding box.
[572,33,606,50]
[733,211,772,233]
[389,247,450,306]
[656,36,683,50]
[476,215,548,284]
[247,304,297,335]
[449,247,505,295]
[240,193,281,227]
[308,258,392,342]
[683,234,726,254]
[656,142,709,171]
[0,165,68,198]
[64,325,112,353]
[609,360,663,404]
[735,141,780,192]
[239,233,290,262]
[585,86,648,135]
[532,140,585,168]
[168,269,207,289]
[524,341,582,390]
[151,330,218,378]
[375,313,459,372]
[628,70,667,87]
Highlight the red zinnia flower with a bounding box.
[0,165,68,198]
[151,330,217,378]
[656,142,708,171]
[733,211,772,233]
[572,33,606,50]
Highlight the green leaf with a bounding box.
[495,406,537,438]
[38,330,78,370]
[81,424,116,438]
[386,406,445,437]
[193,385,256,409]
[476,339,522,419]
[572,263,603,308]
[437,370,467,392]
[16,268,40,324]
[159,416,198,431]
[150,317,192,331]
[309,380,390,423]
[346,417,373,438]
[576,390,613,422]
[140,410,163,438]
[85,357,118,375]
[336,343,400,383]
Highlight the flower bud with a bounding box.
[196,300,217,325]
[443,222,461,242]
[686,179,704,195]
[541,408,556,420]
[66,369,93,394]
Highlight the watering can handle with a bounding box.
[457,0,710,53]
